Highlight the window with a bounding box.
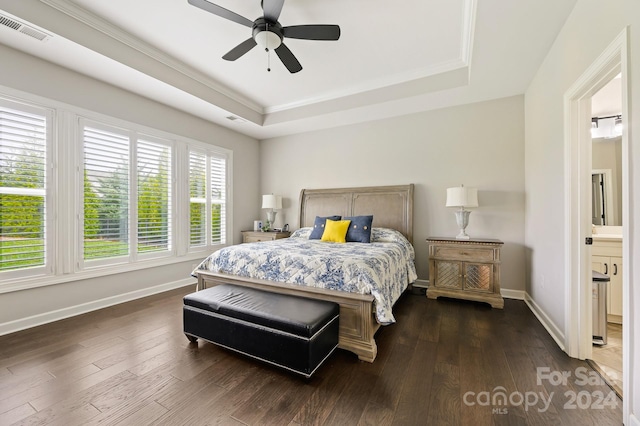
[83,125,130,261]
[0,102,50,274]
[137,138,171,254]
[82,121,174,265]
[1,88,232,290]
[189,149,227,249]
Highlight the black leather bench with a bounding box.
[183,284,339,378]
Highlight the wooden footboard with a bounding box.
[196,271,380,362]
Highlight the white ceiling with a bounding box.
[0,0,578,139]
[592,74,622,118]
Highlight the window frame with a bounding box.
[187,146,230,253]
[0,88,234,294]
[0,98,55,281]
[78,118,179,270]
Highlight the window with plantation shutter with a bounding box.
[0,103,49,273]
[1,90,232,290]
[189,150,227,248]
[210,155,226,244]
[189,151,206,247]
[83,125,130,261]
[137,139,171,254]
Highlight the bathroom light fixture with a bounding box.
[614,116,623,135]
[446,185,478,240]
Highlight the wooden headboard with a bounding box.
[298,184,414,243]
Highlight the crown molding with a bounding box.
[460,0,477,70]
[265,0,477,115]
[265,58,468,114]
[35,0,478,129]
[39,0,263,114]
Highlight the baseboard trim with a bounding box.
[412,280,524,300]
[501,289,525,300]
[412,279,429,289]
[524,292,566,351]
[0,278,196,337]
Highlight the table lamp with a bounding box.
[262,194,282,230]
[446,185,478,240]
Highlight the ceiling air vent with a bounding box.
[226,115,247,123]
[0,13,51,42]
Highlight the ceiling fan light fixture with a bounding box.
[254,30,281,49]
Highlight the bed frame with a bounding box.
[196,184,414,362]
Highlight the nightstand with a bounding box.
[426,237,504,308]
[241,231,290,243]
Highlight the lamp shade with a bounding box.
[262,194,282,209]
[446,186,478,208]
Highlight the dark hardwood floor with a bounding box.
[0,286,622,425]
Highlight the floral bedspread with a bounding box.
[192,227,417,324]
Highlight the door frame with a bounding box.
[563,27,629,402]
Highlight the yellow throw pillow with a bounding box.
[321,219,351,243]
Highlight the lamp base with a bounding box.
[454,209,472,240]
[266,210,278,229]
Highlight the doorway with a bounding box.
[590,75,624,396]
[564,27,629,406]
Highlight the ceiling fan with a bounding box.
[188,0,341,73]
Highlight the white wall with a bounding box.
[626,0,640,417]
[260,96,526,292]
[0,44,260,331]
[525,0,639,421]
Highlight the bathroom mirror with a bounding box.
[592,136,622,226]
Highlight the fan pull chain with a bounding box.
[266,22,271,72]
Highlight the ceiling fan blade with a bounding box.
[188,0,253,28]
[283,25,340,40]
[262,0,285,22]
[222,38,257,61]
[274,44,302,73]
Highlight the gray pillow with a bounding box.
[344,215,374,243]
[309,215,341,239]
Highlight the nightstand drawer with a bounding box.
[241,231,290,243]
[433,246,495,262]
[244,235,273,243]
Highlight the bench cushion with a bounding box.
[183,285,339,337]
[183,284,339,377]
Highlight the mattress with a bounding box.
[193,227,417,324]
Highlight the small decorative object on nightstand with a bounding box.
[426,237,504,308]
[242,230,290,243]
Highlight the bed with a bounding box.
[193,184,415,362]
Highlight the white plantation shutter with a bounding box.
[0,105,47,272]
[83,125,130,260]
[210,155,226,244]
[189,150,226,248]
[189,151,206,247]
[137,139,171,254]
[0,92,232,289]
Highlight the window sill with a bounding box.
[0,249,220,294]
